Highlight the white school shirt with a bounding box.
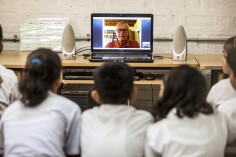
[145,109,229,157]
[0,64,19,113]
[207,78,236,108]
[0,91,81,157]
[218,97,236,143]
[81,104,154,157]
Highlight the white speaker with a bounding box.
[61,23,76,60]
[172,25,187,61]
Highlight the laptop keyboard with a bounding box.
[91,53,153,62]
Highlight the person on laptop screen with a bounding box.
[105,21,140,48]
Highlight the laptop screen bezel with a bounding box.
[91,13,153,53]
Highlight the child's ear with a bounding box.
[91,89,101,104]
[51,78,61,93]
[129,86,138,102]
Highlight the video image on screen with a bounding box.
[92,14,153,51]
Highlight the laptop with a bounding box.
[89,13,153,63]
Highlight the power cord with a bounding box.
[76,46,91,52]
[151,84,155,108]
[76,46,91,56]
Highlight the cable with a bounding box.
[153,56,163,59]
[76,51,91,57]
[57,84,71,93]
[76,46,91,52]
[76,46,91,55]
[76,48,91,53]
[162,56,172,59]
[76,50,92,57]
[151,84,155,108]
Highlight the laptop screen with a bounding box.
[91,13,153,53]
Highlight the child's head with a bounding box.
[223,36,236,56]
[157,65,213,118]
[0,24,3,53]
[222,36,236,74]
[19,48,61,107]
[92,62,135,104]
[226,47,236,78]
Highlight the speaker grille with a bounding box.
[62,24,75,52]
[173,25,186,54]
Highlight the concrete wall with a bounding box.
[1,0,236,54]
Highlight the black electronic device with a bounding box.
[144,74,155,80]
[89,13,153,63]
[63,71,93,80]
[61,91,89,111]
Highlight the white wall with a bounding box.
[0,0,236,54]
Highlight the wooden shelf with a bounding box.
[194,54,222,70]
[62,79,162,85]
[63,80,94,84]
[0,51,223,86]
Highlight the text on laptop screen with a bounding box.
[91,13,153,53]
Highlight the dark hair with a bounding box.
[93,62,134,104]
[224,36,236,55]
[0,24,3,53]
[157,65,213,118]
[226,47,236,78]
[0,24,2,40]
[19,48,61,107]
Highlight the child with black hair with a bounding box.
[81,62,154,157]
[145,65,233,157]
[0,24,19,116]
[207,36,236,108]
[0,48,81,157]
[218,47,236,143]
